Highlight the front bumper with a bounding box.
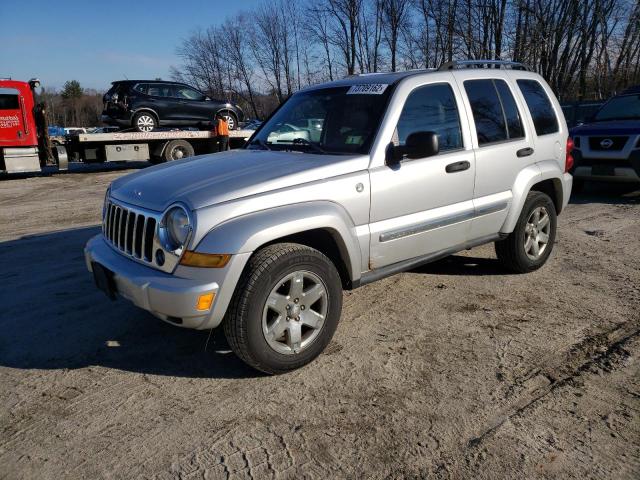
[84,235,250,329]
[572,149,640,183]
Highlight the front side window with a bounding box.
[173,86,205,101]
[395,83,463,152]
[517,79,559,135]
[249,85,392,155]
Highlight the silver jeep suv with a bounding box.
[85,60,573,374]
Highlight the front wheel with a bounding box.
[495,191,557,273]
[223,243,343,374]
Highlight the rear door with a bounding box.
[144,83,175,121]
[454,73,533,239]
[0,88,29,147]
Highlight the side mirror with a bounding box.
[386,131,439,166]
[205,96,212,101]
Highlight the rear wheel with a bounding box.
[162,140,194,162]
[223,243,343,374]
[220,111,238,130]
[495,191,557,273]
[133,112,157,132]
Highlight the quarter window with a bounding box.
[517,79,559,135]
[396,83,463,152]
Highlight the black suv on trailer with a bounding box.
[101,80,244,132]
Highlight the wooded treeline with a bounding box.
[37,80,103,128]
[174,0,640,119]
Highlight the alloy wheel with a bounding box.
[136,115,155,132]
[524,206,551,260]
[222,114,235,130]
[262,270,328,355]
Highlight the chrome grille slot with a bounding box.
[102,199,160,266]
[144,217,156,261]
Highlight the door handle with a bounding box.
[445,161,471,173]
[517,147,534,157]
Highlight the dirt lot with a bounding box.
[1,167,639,479]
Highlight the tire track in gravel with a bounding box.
[466,320,640,450]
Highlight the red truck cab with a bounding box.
[0,79,42,173]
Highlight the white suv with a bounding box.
[85,60,573,374]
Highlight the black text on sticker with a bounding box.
[346,84,389,95]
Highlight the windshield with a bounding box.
[593,94,640,121]
[248,86,393,154]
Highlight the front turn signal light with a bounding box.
[196,292,215,311]
[180,251,231,268]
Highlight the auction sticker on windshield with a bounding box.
[347,84,389,95]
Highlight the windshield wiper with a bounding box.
[288,137,327,154]
[249,138,272,150]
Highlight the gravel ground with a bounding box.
[0,166,639,479]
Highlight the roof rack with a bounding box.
[438,60,530,72]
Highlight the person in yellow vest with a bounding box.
[216,113,230,152]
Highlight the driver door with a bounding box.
[368,81,476,268]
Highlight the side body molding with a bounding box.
[501,161,565,233]
[194,201,364,282]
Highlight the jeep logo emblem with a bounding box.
[600,138,613,149]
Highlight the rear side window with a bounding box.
[464,79,524,145]
[517,80,559,135]
[146,84,172,97]
[494,80,524,139]
[0,93,19,110]
[396,83,463,152]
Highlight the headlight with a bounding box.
[160,205,192,252]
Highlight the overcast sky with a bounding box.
[0,0,261,91]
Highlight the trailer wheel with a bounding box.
[163,140,195,162]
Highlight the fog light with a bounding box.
[196,292,215,311]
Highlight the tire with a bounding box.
[223,243,343,374]
[132,112,158,132]
[220,111,238,130]
[495,191,557,273]
[162,139,195,161]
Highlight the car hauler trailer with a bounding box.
[63,129,251,165]
[0,78,252,175]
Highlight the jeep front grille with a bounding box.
[103,200,157,263]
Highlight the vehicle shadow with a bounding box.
[411,253,509,277]
[0,226,260,379]
[570,182,640,205]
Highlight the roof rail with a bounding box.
[438,60,530,72]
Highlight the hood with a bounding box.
[110,149,368,212]
[570,119,640,136]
